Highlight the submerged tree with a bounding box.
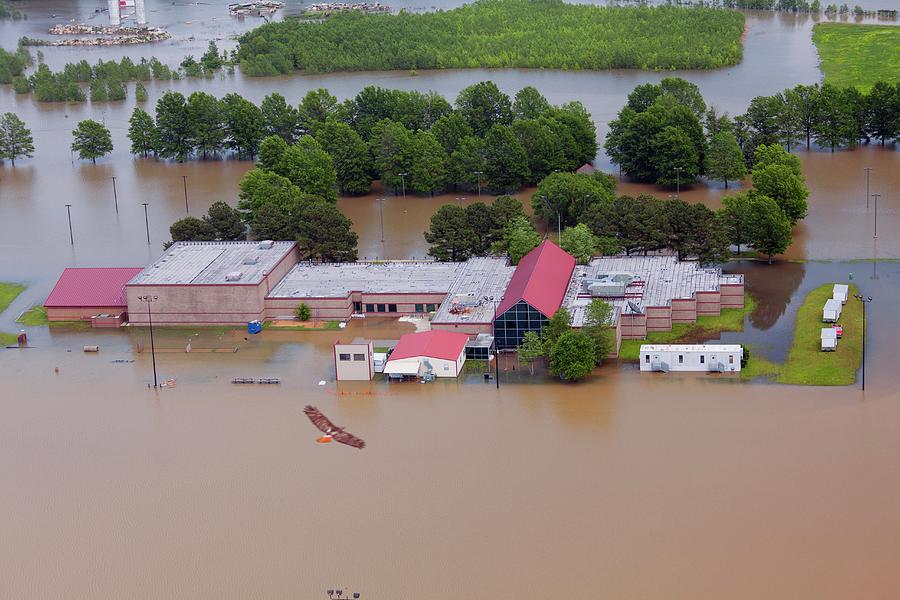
[0,112,34,166]
[71,119,113,164]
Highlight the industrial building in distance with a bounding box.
[44,240,744,353]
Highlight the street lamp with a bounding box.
[473,170,483,197]
[137,294,160,388]
[864,166,871,209]
[378,197,385,243]
[675,166,682,197]
[64,204,74,245]
[141,202,151,245]
[182,175,189,214]
[487,295,500,389]
[872,193,880,238]
[111,176,118,214]
[854,294,872,391]
[455,196,466,207]
[397,172,408,197]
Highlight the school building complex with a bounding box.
[45,240,744,352]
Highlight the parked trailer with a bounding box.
[833,284,849,305]
[821,328,837,352]
[823,298,842,323]
[639,344,743,373]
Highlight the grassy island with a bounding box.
[813,24,900,91]
[237,0,745,75]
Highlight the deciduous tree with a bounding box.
[748,194,792,263]
[71,119,113,164]
[0,112,34,166]
[705,131,746,187]
[425,204,476,261]
[559,224,597,264]
[548,330,595,382]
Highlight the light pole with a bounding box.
[65,204,74,245]
[488,296,500,389]
[111,176,118,214]
[182,175,189,214]
[872,193,880,238]
[378,197,385,243]
[864,167,871,209]
[854,294,872,391]
[398,172,408,197]
[141,202,151,245]
[675,166,682,197]
[539,194,560,241]
[138,294,159,388]
[473,170,483,197]
[456,196,466,207]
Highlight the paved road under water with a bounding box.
[1,2,900,598]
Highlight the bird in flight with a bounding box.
[303,405,366,449]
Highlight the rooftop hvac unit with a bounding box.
[587,282,626,297]
[243,256,260,265]
[258,240,275,249]
[453,293,480,307]
[225,271,243,282]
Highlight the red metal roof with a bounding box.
[389,330,470,362]
[44,268,143,308]
[496,241,575,318]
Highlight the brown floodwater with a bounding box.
[2,261,900,599]
[2,3,900,598]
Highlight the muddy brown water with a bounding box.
[2,3,900,598]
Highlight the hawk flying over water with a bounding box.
[303,405,366,449]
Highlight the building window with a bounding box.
[353,353,366,361]
[678,355,684,364]
[700,356,705,364]
[443,364,449,371]
[339,353,351,361]
[353,302,362,312]
[377,303,386,313]
[426,303,438,312]
[415,303,424,313]
[365,303,375,312]
[645,355,650,363]
[729,355,734,364]
[388,304,397,313]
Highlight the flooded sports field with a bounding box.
[1,1,900,598]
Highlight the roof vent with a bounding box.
[258,240,274,249]
[242,255,260,265]
[225,271,244,282]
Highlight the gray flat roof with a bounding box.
[128,241,296,286]
[268,260,465,298]
[431,257,516,324]
[564,255,743,326]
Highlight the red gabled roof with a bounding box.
[44,268,143,308]
[389,330,470,362]
[496,241,575,318]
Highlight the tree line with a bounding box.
[126,82,597,194]
[236,0,745,75]
[10,42,231,103]
[426,141,807,266]
[606,77,900,190]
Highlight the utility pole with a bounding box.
[854,294,872,391]
[872,193,880,238]
[675,166,682,197]
[65,204,74,245]
[111,176,118,214]
[141,202,151,245]
[138,294,159,388]
[182,175,189,214]
[378,197,385,243]
[474,170,483,197]
[864,166,871,209]
[398,172,408,197]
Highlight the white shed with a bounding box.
[820,328,837,351]
[823,298,842,323]
[639,344,743,373]
[832,284,849,304]
[384,331,469,379]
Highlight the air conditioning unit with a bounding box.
[258,240,275,249]
[225,271,243,282]
[243,256,260,265]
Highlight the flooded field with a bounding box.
[2,2,900,598]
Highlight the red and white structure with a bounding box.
[43,267,143,325]
[384,331,470,378]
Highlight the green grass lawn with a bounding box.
[0,282,25,314]
[618,293,756,361]
[812,23,900,91]
[777,283,862,386]
[16,306,48,326]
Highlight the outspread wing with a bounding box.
[332,430,366,450]
[303,405,336,434]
